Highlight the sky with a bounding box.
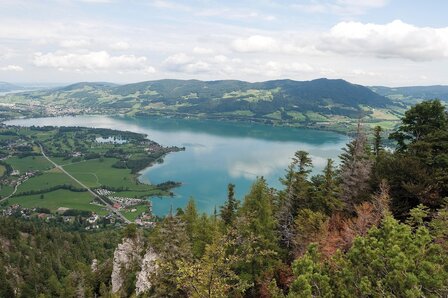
[1,0,448,86]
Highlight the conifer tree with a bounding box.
[233,178,279,295]
[277,151,313,254]
[220,183,239,226]
[149,215,192,297]
[176,234,249,297]
[373,125,383,159]
[339,123,373,211]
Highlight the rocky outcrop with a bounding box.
[111,237,144,293]
[91,259,98,272]
[111,236,159,295]
[135,247,158,295]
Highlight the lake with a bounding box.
[6,115,350,215]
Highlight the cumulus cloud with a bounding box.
[0,65,23,71]
[32,51,155,73]
[163,53,210,73]
[321,20,448,61]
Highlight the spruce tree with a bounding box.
[339,123,373,211]
[220,183,239,226]
[233,178,279,295]
[277,151,313,254]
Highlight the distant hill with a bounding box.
[0,82,23,92]
[58,82,119,92]
[370,85,448,103]
[2,78,400,132]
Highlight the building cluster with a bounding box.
[95,188,146,209]
[2,204,32,218]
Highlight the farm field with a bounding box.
[0,164,6,177]
[62,158,161,196]
[8,189,108,215]
[6,156,53,173]
[0,185,14,198]
[0,125,181,222]
[15,171,79,195]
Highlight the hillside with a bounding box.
[0,82,22,92]
[1,78,401,132]
[371,85,448,104]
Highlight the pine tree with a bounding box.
[288,213,448,297]
[373,125,383,159]
[176,235,249,297]
[149,215,192,297]
[277,151,313,254]
[220,183,239,226]
[233,178,279,295]
[317,158,342,214]
[183,197,198,241]
[339,123,373,211]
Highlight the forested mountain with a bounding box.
[371,85,448,103]
[2,79,396,131]
[1,100,447,297]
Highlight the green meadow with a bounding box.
[9,189,108,215]
[6,156,53,173]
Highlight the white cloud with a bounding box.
[163,53,193,66]
[60,39,91,48]
[110,41,130,50]
[212,55,228,63]
[163,53,210,74]
[32,51,155,73]
[193,47,214,55]
[321,20,448,61]
[232,35,278,53]
[0,65,23,72]
[184,61,210,73]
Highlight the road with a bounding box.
[0,182,19,203]
[38,144,131,224]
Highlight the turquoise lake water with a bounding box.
[6,116,350,215]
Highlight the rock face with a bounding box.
[111,236,159,295]
[91,259,98,272]
[111,237,143,293]
[135,247,158,295]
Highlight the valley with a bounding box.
[0,125,183,225]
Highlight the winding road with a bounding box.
[38,144,131,224]
[0,182,19,203]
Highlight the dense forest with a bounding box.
[1,100,447,297]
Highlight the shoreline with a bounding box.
[2,111,358,136]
